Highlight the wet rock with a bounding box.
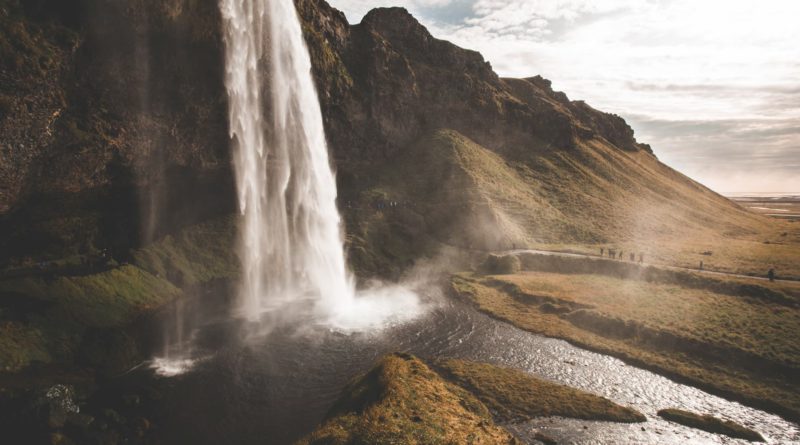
[49,432,75,445]
[66,412,95,429]
[32,384,80,429]
[102,408,126,426]
[79,329,140,376]
[135,416,151,432]
[533,431,557,445]
[122,393,141,407]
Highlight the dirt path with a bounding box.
[503,249,799,283]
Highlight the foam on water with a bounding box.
[150,357,198,377]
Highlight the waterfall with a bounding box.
[149,0,422,377]
[221,0,355,319]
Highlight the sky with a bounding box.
[328,0,799,194]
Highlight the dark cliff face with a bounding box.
[1,0,234,259]
[297,3,652,163]
[0,0,655,266]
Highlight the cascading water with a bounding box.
[220,0,420,328]
[221,0,354,318]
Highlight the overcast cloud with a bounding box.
[330,0,799,194]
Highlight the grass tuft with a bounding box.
[658,408,764,442]
[436,359,645,423]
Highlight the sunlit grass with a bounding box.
[452,271,800,421]
[436,359,645,423]
[498,272,800,368]
[298,353,646,445]
[296,353,516,445]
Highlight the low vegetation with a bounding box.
[0,217,237,373]
[451,267,800,422]
[296,353,518,445]
[436,359,645,423]
[657,408,765,442]
[298,353,649,445]
[480,254,522,275]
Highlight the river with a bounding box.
[134,286,800,444]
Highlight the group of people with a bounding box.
[599,248,778,282]
[600,247,644,263]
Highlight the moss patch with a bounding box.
[132,216,237,287]
[0,217,237,373]
[437,359,645,423]
[0,322,51,372]
[658,408,764,442]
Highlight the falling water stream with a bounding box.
[221,0,353,319]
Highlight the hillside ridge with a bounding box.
[0,0,792,279]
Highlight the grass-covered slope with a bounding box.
[345,128,799,278]
[296,353,518,445]
[297,353,646,445]
[0,217,236,373]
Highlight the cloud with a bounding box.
[628,116,800,193]
[331,0,461,22]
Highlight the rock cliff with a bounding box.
[0,0,763,275]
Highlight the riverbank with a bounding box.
[451,264,800,423]
[296,353,644,444]
[3,289,795,444]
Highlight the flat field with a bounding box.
[451,268,800,422]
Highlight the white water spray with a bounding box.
[220,0,421,328]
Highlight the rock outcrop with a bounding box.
[0,0,763,273]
